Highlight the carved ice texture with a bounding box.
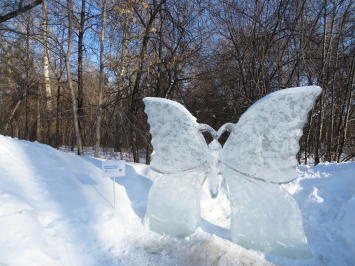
[220,86,321,259]
[143,86,321,259]
[143,98,209,237]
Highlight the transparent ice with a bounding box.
[143,86,321,259]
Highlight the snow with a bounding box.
[0,134,355,265]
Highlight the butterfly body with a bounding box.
[207,139,222,198]
[143,86,321,258]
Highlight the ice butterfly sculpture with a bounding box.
[143,86,321,259]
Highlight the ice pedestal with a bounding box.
[221,164,313,259]
[145,165,207,238]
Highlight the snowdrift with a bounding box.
[0,135,354,265]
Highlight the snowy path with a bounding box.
[0,135,354,265]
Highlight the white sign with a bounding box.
[102,160,126,177]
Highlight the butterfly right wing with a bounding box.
[217,86,320,258]
[220,86,321,184]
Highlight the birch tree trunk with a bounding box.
[42,0,54,145]
[42,0,52,112]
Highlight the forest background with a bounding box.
[1,0,354,165]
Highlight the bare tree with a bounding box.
[66,0,84,155]
[95,0,109,158]
[0,0,43,24]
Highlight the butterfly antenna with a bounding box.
[197,124,217,139]
[216,123,235,140]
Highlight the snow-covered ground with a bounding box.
[0,135,354,266]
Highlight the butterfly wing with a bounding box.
[143,97,210,237]
[143,97,209,174]
[220,85,321,183]
[219,86,320,258]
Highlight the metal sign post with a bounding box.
[102,160,126,209]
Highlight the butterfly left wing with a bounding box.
[143,97,210,237]
[143,97,209,174]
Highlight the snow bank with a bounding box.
[0,135,134,265]
[0,135,354,265]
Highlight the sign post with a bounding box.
[102,160,126,209]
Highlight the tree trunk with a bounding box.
[129,0,167,163]
[116,13,131,153]
[130,15,154,163]
[25,92,29,140]
[315,4,329,166]
[14,119,19,138]
[78,0,86,145]
[156,8,164,98]
[327,82,335,162]
[2,90,27,135]
[146,134,152,165]
[304,106,315,166]
[36,98,42,142]
[42,0,54,145]
[131,129,139,162]
[42,0,52,111]
[94,0,108,158]
[117,13,131,97]
[0,0,43,24]
[55,84,61,148]
[25,22,30,141]
[314,93,324,165]
[337,56,355,161]
[66,0,83,155]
